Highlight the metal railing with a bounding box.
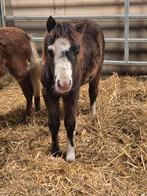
[1,0,147,66]
[0,0,5,26]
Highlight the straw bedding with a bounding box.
[0,73,146,195]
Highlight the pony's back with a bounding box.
[0,27,31,62]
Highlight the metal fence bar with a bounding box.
[0,0,5,26]
[5,15,126,21]
[124,0,129,63]
[128,38,147,43]
[104,60,147,66]
[32,37,147,43]
[128,15,147,19]
[105,38,147,43]
[5,14,147,21]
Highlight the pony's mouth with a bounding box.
[55,86,72,94]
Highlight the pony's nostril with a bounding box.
[69,80,72,86]
[57,80,61,88]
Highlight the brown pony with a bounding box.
[42,16,105,161]
[0,27,41,121]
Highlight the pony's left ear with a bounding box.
[74,23,85,33]
[46,16,56,33]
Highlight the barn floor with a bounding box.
[0,74,147,195]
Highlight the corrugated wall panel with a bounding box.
[4,0,147,65]
[7,0,147,16]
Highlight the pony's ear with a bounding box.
[74,23,85,33]
[46,16,56,33]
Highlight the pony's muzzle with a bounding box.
[56,79,72,93]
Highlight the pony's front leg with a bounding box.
[63,93,78,161]
[42,89,60,156]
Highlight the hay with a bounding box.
[0,71,12,89]
[0,73,146,195]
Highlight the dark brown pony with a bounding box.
[42,16,105,161]
[0,27,41,121]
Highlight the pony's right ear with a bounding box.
[46,16,56,33]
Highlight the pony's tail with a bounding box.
[29,40,41,111]
[0,47,12,88]
[97,30,105,68]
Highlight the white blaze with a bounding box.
[48,38,73,93]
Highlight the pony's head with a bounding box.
[46,16,80,94]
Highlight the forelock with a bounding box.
[51,22,80,43]
[54,38,70,52]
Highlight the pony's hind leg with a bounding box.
[89,74,100,123]
[19,73,33,122]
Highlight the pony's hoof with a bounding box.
[51,147,61,157]
[91,119,96,126]
[24,115,32,124]
[66,152,75,162]
[91,116,97,126]
[35,96,41,112]
[35,106,41,112]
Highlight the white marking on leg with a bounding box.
[27,60,31,71]
[66,138,75,162]
[91,101,97,121]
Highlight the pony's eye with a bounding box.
[48,48,54,57]
[70,44,80,55]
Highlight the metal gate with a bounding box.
[0,0,147,66]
